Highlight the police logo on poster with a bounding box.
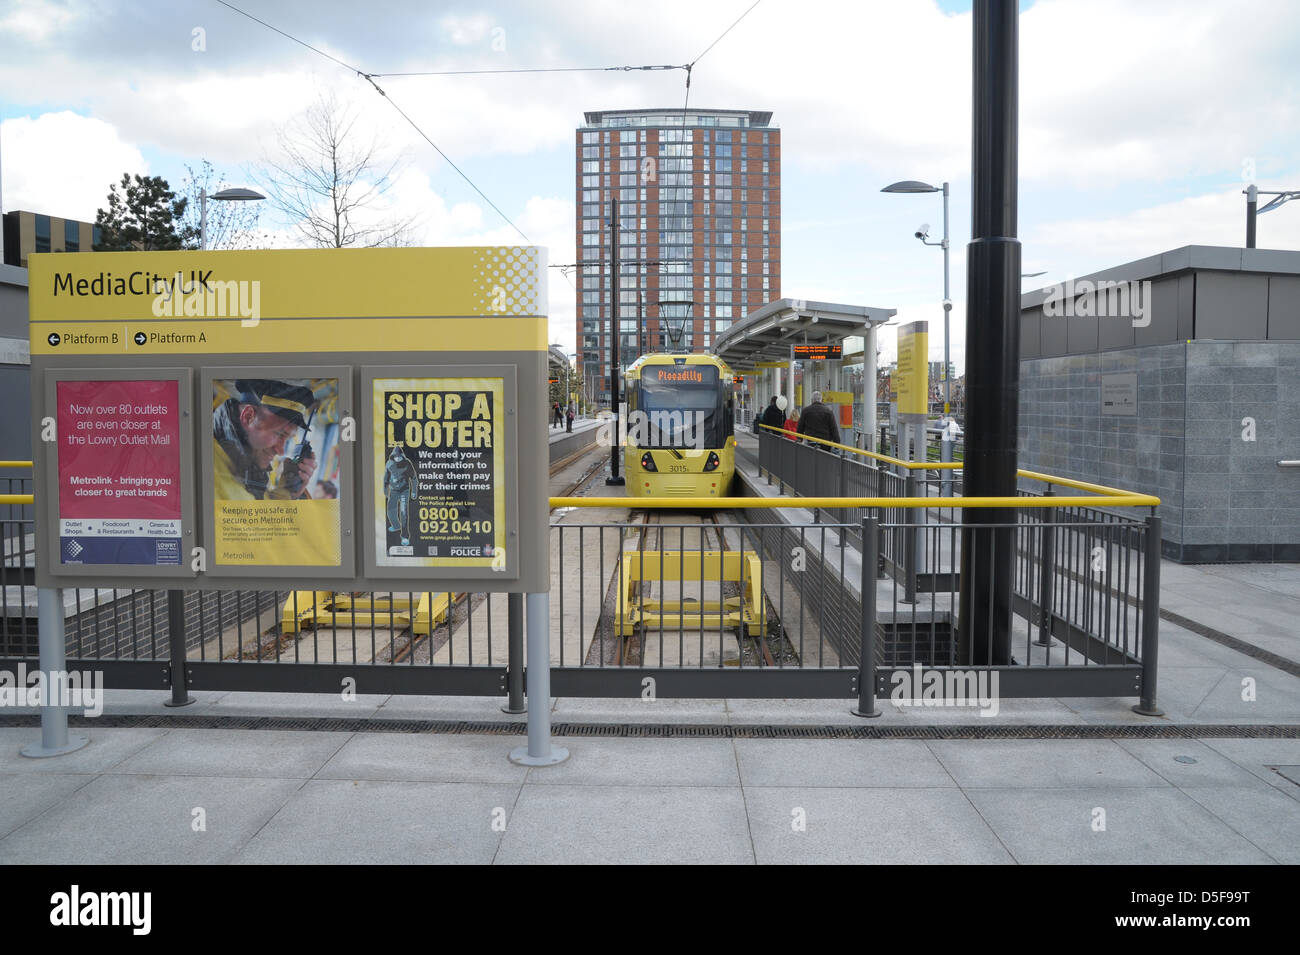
[373,377,506,567]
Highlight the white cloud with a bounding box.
[1,111,147,221]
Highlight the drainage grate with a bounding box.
[1,714,1298,740]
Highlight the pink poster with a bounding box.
[56,379,183,566]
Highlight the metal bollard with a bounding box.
[902,471,918,603]
[164,589,195,707]
[1133,515,1164,716]
[502,592,526,714]
[852,515,881,717]
[509,591,569,765]
[20,587,89,758]
[1035,489,1055,648]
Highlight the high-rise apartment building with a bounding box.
[574,108,780,403]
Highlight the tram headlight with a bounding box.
[640,452,657,472]
[703,451,720,472]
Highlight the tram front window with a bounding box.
[639,366,723,448]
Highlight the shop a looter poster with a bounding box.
[56,379,182,566]
[211,377,342,567]
[373,377,506,568]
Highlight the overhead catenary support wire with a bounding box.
[679,0,761,122]
[213,0,536,247]
[370,64,689,78]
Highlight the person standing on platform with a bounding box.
[760,395,785,432]
[552,401,563,428]
[797,391,841,447]
[783,407,800,440]
[566,402,575,433]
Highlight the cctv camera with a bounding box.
[915,223,930,240]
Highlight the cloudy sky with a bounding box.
[3,0,1299,369]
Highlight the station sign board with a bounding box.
[792,343,842,360]
[29,247,548,591]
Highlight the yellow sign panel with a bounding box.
[822,390,853,404]
[31,317,545,356]
[211,376,343,568]
[28,247,545,322]
[895,321,929,418]
[373,377,507,569]
[755,361,789,369]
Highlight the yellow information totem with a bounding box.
[895,320,930,422]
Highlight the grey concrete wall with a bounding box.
[1020,341,1300,562]
[1019,344,1186,554]
[0,268,31,462]
[1181,341,1300,562]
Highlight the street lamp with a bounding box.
[200,186,265,250]
[1244,185,1300,248]
[882,179,952,419]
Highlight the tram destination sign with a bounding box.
[792,343,842,360]
[29,247,549,592]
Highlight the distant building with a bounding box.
[3,210,99,268]
[575,108,781,403]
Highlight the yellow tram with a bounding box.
[623,352,736,499]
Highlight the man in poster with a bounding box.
[212,379,318,501]
[383,444,417,545]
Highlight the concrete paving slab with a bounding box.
[551,697,728,724]
[0,726,166,774]
[1178,785,1300,863]
[734,739,955,788]
[743,787,1013,864]
[1187,667,1300,723]
[205,691,388,718]
[891,696,1089,724]
[0,773,96,839]
[964,788,1277,864]
[495,784,753,864]
[927,739,1171,789]
[231,779,517,865]
[111,729,352,779]
[374,694,538,721]
[1114,738,1291,788]
[0,773,303,864]
[524,737,740,787]
[726,697,896,725]
[1199,738,1300,795]
[317,732,528,783]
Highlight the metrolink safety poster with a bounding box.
[55,378,182,566]
[372,377,506,568]
[210,376,343,568]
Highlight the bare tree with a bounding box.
[262,93,418,248]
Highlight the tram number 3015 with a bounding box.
[667,464,687,473]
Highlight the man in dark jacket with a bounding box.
[797,391,841,446]
[760,396,786,431]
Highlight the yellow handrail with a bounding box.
[752,424,1159,504]
[0,461,33,468]
[756,423,959,469]
[551,494,1159,509]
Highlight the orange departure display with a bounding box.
[793,344,843,359]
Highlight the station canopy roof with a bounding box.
[712,298,896,371]
[547,345,570,371]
